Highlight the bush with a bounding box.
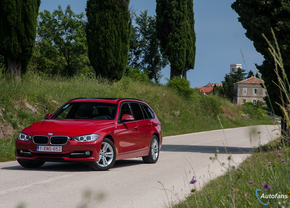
[198,95,222,117]
[124,67,151,82]
[166,77,194,100]
[242,102,270,121]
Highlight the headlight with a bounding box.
[71,134,99,142]
[18,133,32,141]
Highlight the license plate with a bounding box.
[37,146,62,152]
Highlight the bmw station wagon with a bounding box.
[15,98,162,170]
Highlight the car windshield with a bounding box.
[51,102,117,120]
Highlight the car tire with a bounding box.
[143,135,159,163]
[88,138,116,171]
[17,159,45,168]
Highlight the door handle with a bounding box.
[134,126,138,129]
[148,123,152,126]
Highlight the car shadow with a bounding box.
[161,144,254,154]
[1,162,92,172]
[1,159,145,172]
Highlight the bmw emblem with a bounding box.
[48,133,53,136]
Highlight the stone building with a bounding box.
[230,63,242,74]
[233,76,265,104]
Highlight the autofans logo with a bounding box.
[256,189,289,206]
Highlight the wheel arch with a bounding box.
[104,134,114,144]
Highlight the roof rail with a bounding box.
[116,98,143,103]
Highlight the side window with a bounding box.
[130,103,144,120]
[120,103,132,119]
[142,104,155,119]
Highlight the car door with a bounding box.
[115,102,140,154]
[130,102,152,150]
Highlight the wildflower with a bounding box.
[249,181,254,184]
[230,163,238,170]
[190,179,197,184]
[267,162,271,164]
[263,183,271,190]
[281,160,286,162]
[278,153,282,157]
[245,192,249,197]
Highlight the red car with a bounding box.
[15,98,162,170]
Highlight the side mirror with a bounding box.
[44,113,52,119]
[121,114,134,122]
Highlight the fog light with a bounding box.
[85,151,90,156]
[20,149,24,154]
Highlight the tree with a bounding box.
[37,5,91,77]
[231,1,290,118]
[247,70,254,78]
[156,0,196,79]
[128,10,168,83]
[86,0,131,81]
[213,68,246,101]
[0,0,41,77]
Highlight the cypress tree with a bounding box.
[183,0,196,79]
[0,0,41,76]
[156,0,196,79]
[86,0,131,81]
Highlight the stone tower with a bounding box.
[230,64,242,74]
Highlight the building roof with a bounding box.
[234,76,264,85]
[207,82,222,87]
[196,87,213,94]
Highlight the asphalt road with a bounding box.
[0,125,280,208]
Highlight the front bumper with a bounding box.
[15,138,102,162]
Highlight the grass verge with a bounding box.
[173,139,290,208]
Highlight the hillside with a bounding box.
[0,72,273,141]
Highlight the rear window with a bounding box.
[142,104,155,119]
[51,102,117,120]
[130,102,144,120]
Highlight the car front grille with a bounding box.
[33,136,49,144]
[50,136,68,145]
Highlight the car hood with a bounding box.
[22,119,115,137]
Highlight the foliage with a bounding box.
[242,102,271,121]
[37,5,93,77]
[166,77,194,100]
[0,0,40,76]
[199,95,222,117]
[231,0,290,118]
[247,70,254,78]
[128,10,168,83]
[124,67,151,82]
[86,0,131,81]
[213,67,247,101]
[156,0,196,79]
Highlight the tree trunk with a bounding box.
[170,64,181,79]
[7,57,21,77]
[182,68,187,80]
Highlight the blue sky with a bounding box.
[39,0,264,88]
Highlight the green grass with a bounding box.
[173,140,290,208]
[0,138,16,162]
[0,72,272,162]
